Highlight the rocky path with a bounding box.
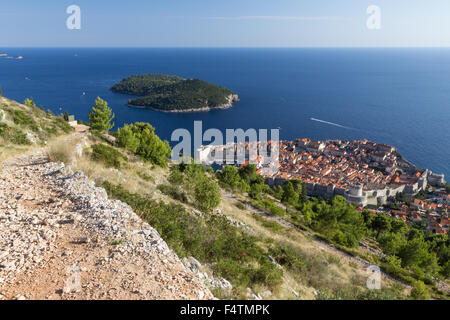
[0,151,213,300]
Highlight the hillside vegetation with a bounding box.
[111,74,237,111]
[2,95,448,300]
[111,74,184,95]
[0,96,73,164]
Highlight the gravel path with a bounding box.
[0,150,213,300]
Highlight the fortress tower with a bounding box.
[345,184,367,206]
[349,184,363,197]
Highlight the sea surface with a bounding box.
[0,48,449,177]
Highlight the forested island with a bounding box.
[111,74,239,112]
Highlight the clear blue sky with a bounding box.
[1,0,449,47]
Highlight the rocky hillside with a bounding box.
[0,97,212,300]
[0,96,72,164]
[0,149,213,300]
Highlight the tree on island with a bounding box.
[88,97,115,132]
[0,87,2,98]
[111,74,237,112]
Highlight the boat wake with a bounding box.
[310,118,357,130]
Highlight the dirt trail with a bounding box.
[0,150,213,300]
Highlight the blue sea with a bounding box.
[0,48,449,177]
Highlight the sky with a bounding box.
[1,0,449,47]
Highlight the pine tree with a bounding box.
[282,181,298,206]
[0,86,3,97]
[299,182,307,204]
[88,97,115,132]
[63,111,69,122]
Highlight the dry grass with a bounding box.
[0,145,30,163]
[0,96,73,167]
[42,129,408,300]
[47,137,78,164]
[217,191,408,299]
[0,145,36,173]
[75,153,165,199]
[46,131,172,204]
[0,97,410,300]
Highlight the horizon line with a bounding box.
[2,46,450,49]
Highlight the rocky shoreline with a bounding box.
[129,94,239,113]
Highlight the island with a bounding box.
[111,74,239,112]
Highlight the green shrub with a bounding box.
[117,122,171,167]
[249,183,264,200]
[43,126,58,136]
[24,98,36,107]
[3,108,39,132]
[168,167,185,185]
[168,162,222,212]
[216,164,270,196]
[52,117,73,133]
[157,184,188,203]
[380,260,415,285]
[137,171,154,182]
[194,176,221,212]
[10,109,33,125]
[411,280,430,300]
[234,201,246,210]
[216,165,248,191]
[442,261,450,278]
[316,286,405,300]
[268,244,306,273]
[215,258,253,288]
[254,199,285,216]
[0,123,31,145]
[103,182,283,290]
[109,238,125,246]
[250,257,284,288]
[91,144,126,169]
[260,219,285,234]
[117,124,140,152]
[268,203,285,216]
[281,181,298,206]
